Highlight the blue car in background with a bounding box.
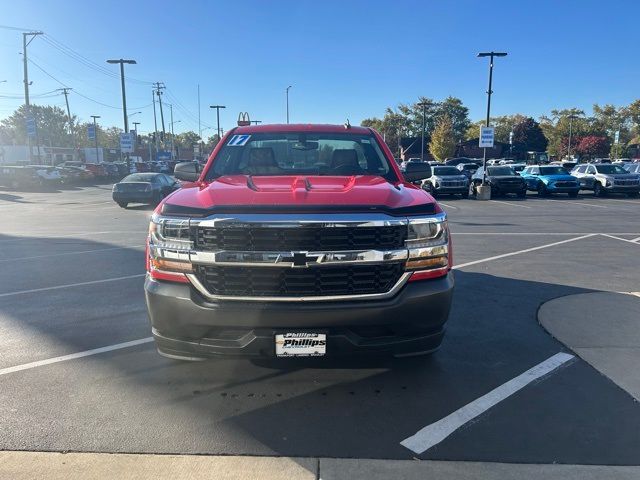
[520,165,581,197]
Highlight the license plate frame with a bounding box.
[275,332,327,357]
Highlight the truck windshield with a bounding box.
[206,132,395,180]
[433,166,461,176]
[595,165,628,174]
[487,167,516,176]
[539,166,568,175]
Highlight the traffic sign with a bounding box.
[614,130,620,144]
[120,132,135,153]
[26,117,36,138]
[87,125,96,141]
[479,126,495,148]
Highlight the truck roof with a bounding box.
[232,124,373,135]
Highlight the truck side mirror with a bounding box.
[174,161,201,182]
[403,162,432,183]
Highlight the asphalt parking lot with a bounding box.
[1,185,639,470]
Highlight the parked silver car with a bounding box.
[571,163,640,197]
[422,165,469,197]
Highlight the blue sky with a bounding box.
[1,0,638,136]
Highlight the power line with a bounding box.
[41,35,153,85]
[0,24,38,32]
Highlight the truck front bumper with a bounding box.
[145,272,454,359]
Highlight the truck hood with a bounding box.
[539,174,577,181]
[164,175,435,212]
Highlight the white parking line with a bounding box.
[0,337,154,377]
[438,202,458,210]
[452,234,596,270]
[0,273,145,298]
[489,200,531,209]
[539,198,608,208]
[632,237,640,243]
[400,352,575,454]
[600,234,640,245]
[0,245,145,263]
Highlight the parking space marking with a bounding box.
[0,245,145,263]
[632,237,640,243]
[452,234,596,270]
[535,198,608,209]
[0,337,154,377]
[400,352,575,454]
[488,200,531,209]
[438,202,459,209]
[600,234,640,245]
[0,273,145,298]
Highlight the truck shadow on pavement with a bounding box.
[1,234,640,469]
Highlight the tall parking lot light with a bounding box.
[477,52,507,185]
[417,102,430,162]
[90,115,100,162]
[567,114,578,160]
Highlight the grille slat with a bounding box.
[195,225,407,251]
[194,264,404,297]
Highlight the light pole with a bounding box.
[91,115,100,162]
[106,59,136,133]
[209,105,226,141]
[567,114,578,160]
[417,102,430,162]
[286,85,292,124]
[477,51,507,185]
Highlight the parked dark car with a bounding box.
[445,157,481,167]
[112,173,180,208]
[456,162,479,179]
[469,166,527,198]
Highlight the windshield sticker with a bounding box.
[228,134,251,146]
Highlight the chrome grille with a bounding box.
[194,225,407,251]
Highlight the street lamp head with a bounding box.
[107,59,137,64]
[477,52,508,57]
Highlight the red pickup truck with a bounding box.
[145,124,453,360]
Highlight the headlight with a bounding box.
[148,214,193,281]
[112,184,119,192]
[405,216,449,275]
[605,179,612,187]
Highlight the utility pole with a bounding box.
[477,51,507,186]
[417,101,430,162]
[56,87,75,147]
[153,82,166,142]
[197,84,201,141]
[23,31,43,163]
[209,105,226,141]
[286,85,292,124]
[152,89,159,156]
[91,115,100,163]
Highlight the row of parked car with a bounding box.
[402,157,640,199]
[0,160,183,190]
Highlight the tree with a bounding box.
[511,117,547,157]
[428,115,456,161]
[0,104,73,147]
[575,136,610,158]
[465,114,528,143]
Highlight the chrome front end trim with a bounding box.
[189,248,408,267]
[186,271,413,303]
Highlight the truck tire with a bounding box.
[117,202,128,208]
[568,190,579,198]
[537,182,548,197]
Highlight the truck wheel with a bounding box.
[517,190,527,199]
[568,191,579,198]
[117,202,128,208]
[460,191,469,199]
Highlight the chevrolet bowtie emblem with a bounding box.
[278,252,322,267]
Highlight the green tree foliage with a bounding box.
[428,115,456,161]
[511,117,548,156]
[465,114,528,143]
[0,104,73,147]
[362,96,470,154]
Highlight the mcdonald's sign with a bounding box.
[237,112,251,126]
